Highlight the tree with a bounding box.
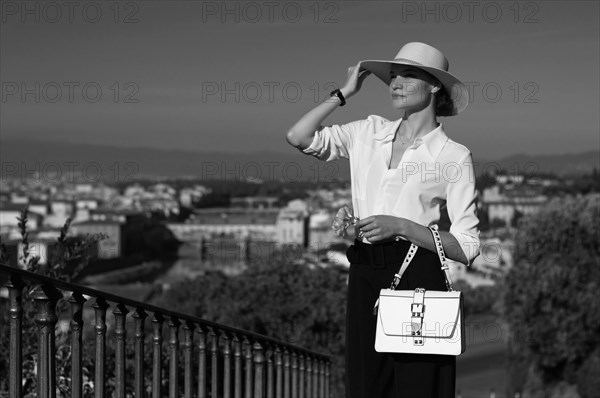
[504,193,600,397]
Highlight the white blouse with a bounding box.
[302,114,480,266]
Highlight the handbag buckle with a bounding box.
[411,303,424,317]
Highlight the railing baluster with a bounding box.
[211,329,220,398]
[283,349,291,398]
[275,347,283,398]
[234,335,243,398]
[325,360,330,398]
[266,347,274,398]
[132,308,147,398]
[33,284,62,398]
[168,316,181,398]
[291,351,298,398]
[305,355,312,398]
[244,338,254,398]
[183,321,195,398]
[197,327,207,398]
[152,313,164,398]
[312,356,319,398]
[92,297,108,398]
[298,354,305,398]
[6,275,23,398]
[253,342,265,398]
[319,359,325,398]
[69,292,86,398]
[114,303,129,398]
[222,333,232,398]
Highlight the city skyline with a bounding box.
[1,1,599,160]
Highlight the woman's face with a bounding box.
[388,65,439,112]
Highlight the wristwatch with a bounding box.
[329,89,346,107]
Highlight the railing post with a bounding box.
[6,275,23,398]
[311,356,318,398]
[253,342,265,398]
[183,321,195,398]
[319,359,325,398]
[308,354,319,398]
[244,338,254,398]
[298,354,305,398]
[275,347,283,398]
[283,348,291,398]
[210,329,220,398]
[325,360,331,398]
[233,335,243,398]
[69,292,86,398]
[132,308,147,398]
[168,316,181,398]
[113,303,129,398]
[197,327,208,398]
[305,352,312,398]
[152,313,164,398]
[291,350,298,398]
[92,297,108,398]
[222,333,232,398]
[32,284,62,398]
[266,347,274,398]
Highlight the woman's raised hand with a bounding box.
[340,62,371,100]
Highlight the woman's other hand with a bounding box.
[340,62,371,100]
[356,215,404,243]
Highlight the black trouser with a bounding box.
[345,239,455,398]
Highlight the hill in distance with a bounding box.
[1,139,598,184]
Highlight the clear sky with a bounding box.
[1,0,599,159]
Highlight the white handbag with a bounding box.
[374,225,466,355]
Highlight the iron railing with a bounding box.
[0,263,331,398]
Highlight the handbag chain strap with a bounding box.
[429,224,455,292]
[388,224,455,292]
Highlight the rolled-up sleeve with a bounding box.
[302,121,359,161]
[446,152,480,266]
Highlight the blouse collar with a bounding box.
[374,118,448,160]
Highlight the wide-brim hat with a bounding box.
[360,42,469,116]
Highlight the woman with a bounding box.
[286,42,480,398]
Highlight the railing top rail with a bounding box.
[0,263,330,360]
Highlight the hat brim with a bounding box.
[360,59,469,116]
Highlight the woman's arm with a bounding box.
[356,151,480,265]
[356,216,469,264]
[286,62,371,150]
[399,219,469,264]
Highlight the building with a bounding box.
[179,185,212,207]
[0,203,43,231]
[88,208,147,224]
[74,198,100,221]
[170,208,280,242]
[230,196,279,209]
[276,200,309,246]
[28,200,49,217]
[483,185,547,226]
[308,210,336,251]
